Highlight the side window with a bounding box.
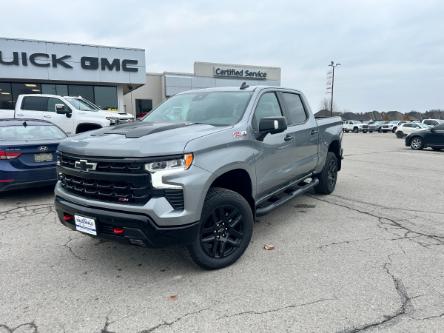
[253,92,282,128]
[47,98,69,113]
[21,96,48,111]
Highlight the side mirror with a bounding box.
[55,104,72,118]
[257,116,287,140]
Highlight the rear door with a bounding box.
[15,96,48,121]
[278,91,318,178]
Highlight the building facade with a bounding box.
[0,37,145,112]
[124,62,281,117]
[1,38,282,118]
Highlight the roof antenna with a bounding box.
[240,82,249,90]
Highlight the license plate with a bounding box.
[75,215,97,236]
[34,153,53,162]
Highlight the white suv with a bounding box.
[395,122,429,138]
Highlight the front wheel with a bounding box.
[315,152,338,195]
[410,137,424,150]
[188,188,253,269]
[396,131,404,138]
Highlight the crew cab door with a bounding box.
[277,91,318,178]
[16,96,73,134]
[252,91,296,197]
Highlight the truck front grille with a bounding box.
[57,153,184,209]
[60,173,151,204]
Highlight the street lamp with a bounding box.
[328,61,341,116]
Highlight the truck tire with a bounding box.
[188,187,253,269]
[315,152,338,195]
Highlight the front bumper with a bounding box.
[55,196,200,247]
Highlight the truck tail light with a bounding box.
[0,150,22,160]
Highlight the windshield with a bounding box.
[65,97,100,112]
[143,91,253,126]
[0,124,67,141]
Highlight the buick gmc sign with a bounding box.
[0,38,146,84]
[0,51,139,72]
[214,66,268,80]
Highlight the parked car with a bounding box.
[368,121,385,133]
[421,119,444,127]
[380,121,405,133]
[395,122,429,138]
[0,94,134,135]
[343,120,364,133]
[0,119,67,192]
[55,85,343,269]
[406,123,444,150]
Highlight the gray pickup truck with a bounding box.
[55,85,343,269]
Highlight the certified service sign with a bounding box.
[213,65,268,80]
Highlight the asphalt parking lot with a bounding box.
[1,133,443,333]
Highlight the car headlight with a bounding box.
[145,154,193,173]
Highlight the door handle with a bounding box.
[310,129,319,135]
[16,113,24,117]
[43,114,52,118]
[284,134,294,142]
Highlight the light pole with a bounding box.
[328,61,341,116]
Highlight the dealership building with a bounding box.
[0,37,281,117]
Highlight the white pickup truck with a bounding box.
[0,94,134,135]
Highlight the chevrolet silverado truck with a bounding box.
[55,85,343,269]
[0,94,133,135]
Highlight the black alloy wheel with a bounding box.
[327,157,338,189]
[200,205,244,259]
[315,152,338,194]
[188,188,253,269]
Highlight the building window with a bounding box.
[136,99,153,118]
[42,84,68,96]
[94,86,118,110]
[0,83,13,109]
[11,83,42,106]
[68,85,94,103]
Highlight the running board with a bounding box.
[255,178,319,217]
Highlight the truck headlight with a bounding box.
[144,154,193,173]
[144,154,193,190]
[106,117,119,125]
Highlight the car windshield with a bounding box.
[65,97,100,111]
[143,91,253,126]
[0,124,67,141]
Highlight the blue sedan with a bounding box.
[0,119,67,192]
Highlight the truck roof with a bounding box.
[176,85,302,95]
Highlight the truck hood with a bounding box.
[58,121,228,157]
[100,111,134,120]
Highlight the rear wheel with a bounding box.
[188,188,253,269]
[315,152,338,195]
[410,137,424,150]
[353,127,359,133]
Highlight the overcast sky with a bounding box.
[2,0,444,113]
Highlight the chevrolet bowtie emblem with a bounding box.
[74,159,97,172]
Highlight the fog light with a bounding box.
[112,227,125,235]
[63,214,73,222]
